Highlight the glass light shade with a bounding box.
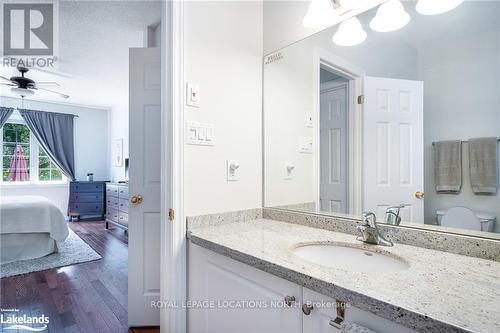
[370,0,410,32]
[416,0,464,15]
[332,17,367,46]
[11,87,34,97]
[302,0,338,29]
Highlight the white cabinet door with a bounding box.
[363,76,424,223]
[189,244,302,333]
[302,288,341,333]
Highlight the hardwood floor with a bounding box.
[0,221,135,333]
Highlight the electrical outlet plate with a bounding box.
[226,160,239,181]
[186,82,200,107]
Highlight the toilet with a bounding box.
[437,207,496,232]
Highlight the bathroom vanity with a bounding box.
[187,209,500,333]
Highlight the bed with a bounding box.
[0,195,69,265]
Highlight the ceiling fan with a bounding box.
[0,66,69,99]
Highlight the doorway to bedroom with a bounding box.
[0,1,163,331]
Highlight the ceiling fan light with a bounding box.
[416,0,464,15]
[302,0,338,29]
[332,17,367,46]
[11,87,34,97]
[370,0,410,32]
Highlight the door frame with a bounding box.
[312,47,365,216]
[160,0,186,332]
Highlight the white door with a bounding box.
[128,47,161,326]
[363,76,424,223]
[320,82,348,213]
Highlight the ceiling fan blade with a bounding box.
[35,87,70,99]
[35,81,61,87]
[0,83,16,86]
[0,76,12,83]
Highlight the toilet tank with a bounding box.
[436,209,496,232]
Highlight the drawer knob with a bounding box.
[284,296,296,307]
[302,303,314,315]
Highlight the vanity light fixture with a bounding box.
[416,0,464,15]
[302,0,339,29]
[332,17,367,46]
[370,0,410,32]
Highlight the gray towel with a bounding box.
[341,322,377,333]
[469,137,498,194]
[433,140,462,193]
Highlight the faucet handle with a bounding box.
[362,211,377,227]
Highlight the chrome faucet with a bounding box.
[356,212,393,247]
[385,205,405,226]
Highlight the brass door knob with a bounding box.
[415,191,424,199]
[130,195,143,205]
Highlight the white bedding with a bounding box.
[0,195,69,241]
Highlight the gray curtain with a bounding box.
[0,107,14,128]
[19,109,76,181]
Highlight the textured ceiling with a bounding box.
[0,1,162,109]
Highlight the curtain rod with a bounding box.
[15,108,79,118]
[432,138,500,145]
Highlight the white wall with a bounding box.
[184,1,263,216]
[1,96,109,212]
[419,31,500,231]
[264,20,418,207]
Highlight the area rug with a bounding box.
[0,229,102,278]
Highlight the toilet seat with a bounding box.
[440,206,480,230]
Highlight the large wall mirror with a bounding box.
[264,1,500,237]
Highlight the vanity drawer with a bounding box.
[118,212,128,226]
[118,198,129,213]
[106,209,119,223]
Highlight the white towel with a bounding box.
[469,137,498,194]
[433,140,462,193]
[341,322,378,333]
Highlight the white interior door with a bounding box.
[363,76,424,223]
[128,47,161,326]
[320,82,348,213]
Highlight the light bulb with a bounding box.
[416,0,464,15]
[302,0,338,29]
[370,0,410,32]
[332,17,367,46]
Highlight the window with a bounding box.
[1,120,65,184]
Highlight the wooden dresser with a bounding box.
[68,181,106,221]
[105,182,129,231]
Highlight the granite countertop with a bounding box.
[188,218,500,333]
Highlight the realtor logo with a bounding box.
[3,3,54,56]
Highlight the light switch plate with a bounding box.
[185,121,214,146]
[298,136,313,154]
[186,82,200,108]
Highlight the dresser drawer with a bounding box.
[71,182,104,193]
[106,209,119,223]
[118,198,129,213]
[118,186,129,198]
[106,184,119,198]
[118,212,128,226]
[69,203,104,214]
[70,192,103,203]
[106,196,120,210]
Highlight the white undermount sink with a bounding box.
[292,243,409,273]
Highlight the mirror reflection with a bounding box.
[264,1,500,235]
